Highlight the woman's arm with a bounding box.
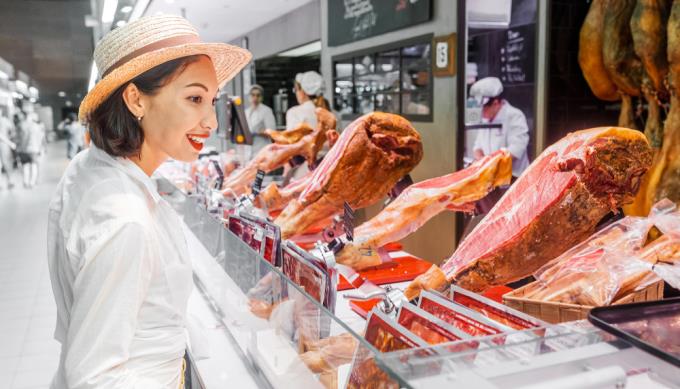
[64,221,165,389]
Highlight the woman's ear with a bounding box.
[121,83,145,118]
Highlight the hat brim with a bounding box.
[79,42,251,122]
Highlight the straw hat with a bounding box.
[79,14,252,122]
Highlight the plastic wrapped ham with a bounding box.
[527,199,680,306]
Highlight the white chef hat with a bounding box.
[469,77,504,105]
[295,71,324,96]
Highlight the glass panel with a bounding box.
[334,78,355,114]
[334,58,353,79]
[402,43,431,93]
[402,92,431,115]
[376,49,400,74]
[354,54,375,76]
[375,93,399,113]
[158,181,396,389]
[357,94,375,114]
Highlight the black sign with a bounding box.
[499,24,535,85]
[328,0,432,46]
[211,160,224,190]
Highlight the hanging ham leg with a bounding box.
[579,0,620,101]
[653,0,680,203]
[625,0,671,216]
[603,0,644,129]
[222,108,336,196]
[335,150,512,270]
[275,112,423,239]
[404,127,652,299]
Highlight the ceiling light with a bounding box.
[278,41,321,57]
[102,0,119,23]
[129,0,150,22]
[58,91,66,97]
[116,20,127,27]
[65,100,73,107]
[88,62,98,92]
[29,98,37,103]
[121,5,133,13]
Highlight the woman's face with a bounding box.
[140,56,219,162]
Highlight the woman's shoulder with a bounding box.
[53,151,153,226]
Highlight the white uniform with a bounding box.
[285,100,317,130]
[0,116,14,171]
[473,100,530,177]
[245,103,276,154]
[48,146,192,389]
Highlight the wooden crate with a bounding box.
[502,280,664,324]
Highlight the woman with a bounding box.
[18,112,44,188]
[245,84,276,154]
[47,15,250,388]
[285,70,324,130]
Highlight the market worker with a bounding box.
[245,83,276,154]
[286,70,324,130]
[47,15,250,389]
[470,76,530,178]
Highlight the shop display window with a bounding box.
[333,36,433,122]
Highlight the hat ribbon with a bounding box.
[102,34,201,78]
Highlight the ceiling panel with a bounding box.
[144,0,315,43]
[0,0,92,100]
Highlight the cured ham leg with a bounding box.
[603,0,643,129]
[222,108,336,195]
[653,0,680,203]
[579,0,620,101]
[256,171,314,212]
[335,150,512,270]
[275,112,423,239]
[404,127,652,299]
[625,0,671,216]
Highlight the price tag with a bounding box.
[251,169,265,196]
[343,201,355,241]
[211,160,224,190]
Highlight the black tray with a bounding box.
[588,297,680,368]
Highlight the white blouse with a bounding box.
[47,145,193,389]
[285,100,317,130]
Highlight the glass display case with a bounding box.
[157,177,680,389]
[158,178,406,389]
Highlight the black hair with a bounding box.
[87,55,203,157]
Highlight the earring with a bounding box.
[137,116,142,122]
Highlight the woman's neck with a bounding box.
[128,141,166,176]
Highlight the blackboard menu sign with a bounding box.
[328,0,433,46]
[499,24,535,85]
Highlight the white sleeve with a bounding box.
[285,108,298,130]
[64,221,164,389]
[506,110,530,159]
[264,107,277,131]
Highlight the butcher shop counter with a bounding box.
[158,177,680,389]
[157,177,408,389]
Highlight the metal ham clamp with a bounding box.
[222,169,268,219]
[308,202,408,317]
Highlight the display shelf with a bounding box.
[158,178,406,389]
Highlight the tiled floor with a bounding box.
[0,141,70,389]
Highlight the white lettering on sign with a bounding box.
[344,0,374,19]
[436,41,448,68]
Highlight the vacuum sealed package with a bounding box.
[450,285,548,331]
[281,240,337,312]
[529,199,680,306]
[240,212,282,266]
[396,304,472,345]
[347,310,428,389]
[418,291,507,341]
[229,215,264,253]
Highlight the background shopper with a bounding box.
[245,84,276,154]
[0,111,16,189]
[18,112,44,188]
